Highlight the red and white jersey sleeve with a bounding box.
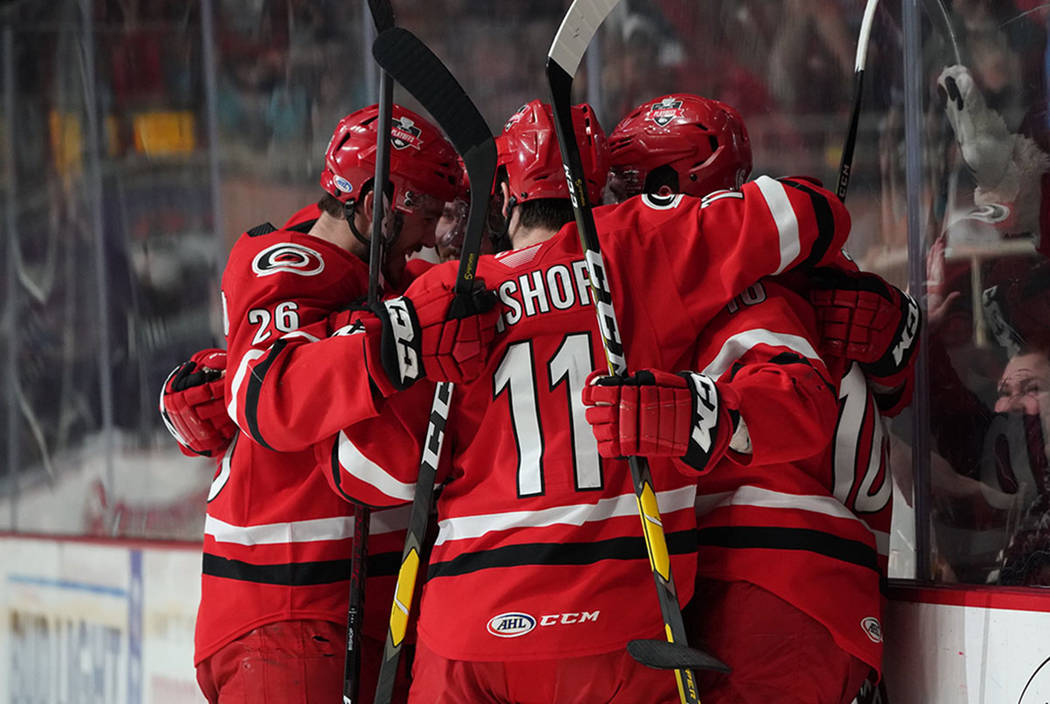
[593,175,852,371]
[222,226,383,452]
[315,377,447,509]
[685,280,839,471]
[692,281,891,675]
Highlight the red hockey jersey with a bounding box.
[690,280,891,674]
[198,216,404,664]
[322,176,854,661]
[251,175,851,458]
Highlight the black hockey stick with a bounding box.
[343,4,397,702]
[546,3,726,703]
[836,0,880,202]
[370,26,497,704]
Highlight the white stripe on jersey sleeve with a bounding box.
[205,514,353,545]
[695,485,890,556]
[754,175,801,275]
[701,328,821,380]
[434,485,697,546]
[336,430,417,502]
[227,347,264,426]
[204,505,411,545]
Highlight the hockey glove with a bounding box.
[159,349,236,457]
[938,65,1050,242]
[809,268,921,381]
[369,279,499,394]
[581,369,738,473]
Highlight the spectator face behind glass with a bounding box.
[994,346,1050,587]
[995,350,1050,416]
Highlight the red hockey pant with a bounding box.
[409,638,684,703]
[195,619,410,703]
[686,579,872,704]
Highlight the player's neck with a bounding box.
[308,211,366,261]
[509,224,557,250]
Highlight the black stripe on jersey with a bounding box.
[202,550,401,585]
[286,218,317,234]
[246,222,278,237]
[329,437,357,504]
[697,525,880,573]
[243,338,289,451]
[426,529,697,580]
[767,351,836,394]
[780,179,835,268]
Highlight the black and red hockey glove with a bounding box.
[367,278,500,395]
[809,268,921,384]
[159,348,236,457]
[581,369,738,474]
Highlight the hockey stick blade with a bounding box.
[628,639,730,674]
[367,0,395,33]
[547,0,620,78]
[372,27,496,289]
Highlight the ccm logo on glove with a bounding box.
[382,297,422,387]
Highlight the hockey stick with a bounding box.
[836,0,880,202]
[370,26,497,704]
[546,3,727,703]
[342,4,397,702]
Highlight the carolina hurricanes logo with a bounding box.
[251,243,325,277]
[648,97,683,127]
[390,116,423,150]
[969,202,1011,224]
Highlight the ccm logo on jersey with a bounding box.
[486,611,600,638]
[251,243,325,277]
[383,297,422,385]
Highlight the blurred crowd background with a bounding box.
[3,0,1050,589]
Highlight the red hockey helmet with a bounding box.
[497,99,608,206]
[320,104,462,213]
[608,93,752,199]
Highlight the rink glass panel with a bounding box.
[1,0,1047,588]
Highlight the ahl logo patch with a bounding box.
[486,612,536,638]
[251,243,325,277]
[390,116,422,150]
[861,616,883,643]
[648,97,683,126]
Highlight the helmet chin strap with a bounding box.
[344,191,405,249]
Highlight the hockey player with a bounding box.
[583,92,920,703]
[168,103,492,704]
[316,98,860,703]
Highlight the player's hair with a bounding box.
[516,197,575,232]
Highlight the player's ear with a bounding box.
[500,181,511,219]
[360,189,375,222]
